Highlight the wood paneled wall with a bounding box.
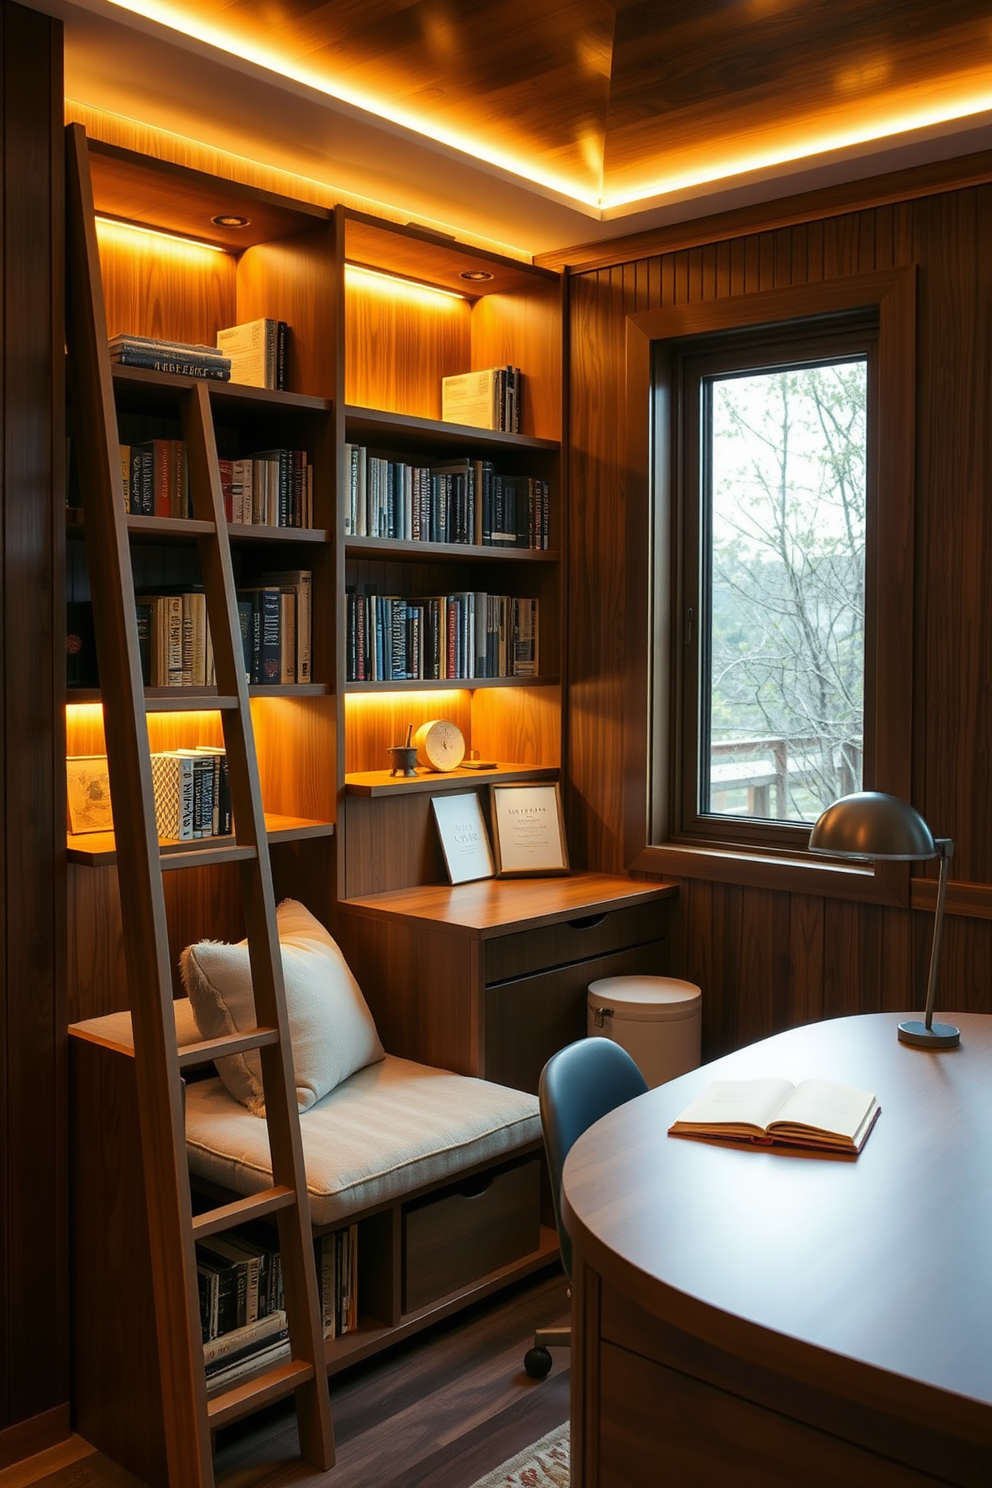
[565,182,992,1058]
[0,1,66,1457]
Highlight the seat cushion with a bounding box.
[185,1054,541,1226]
[180,899,385,1116]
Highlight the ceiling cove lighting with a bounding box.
[95,215,228,254]
[602,91,992,210]
[102,0,603,207]
[345,264,466,304]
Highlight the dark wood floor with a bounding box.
[12,1268,570,1488]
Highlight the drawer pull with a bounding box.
[567,913,608,931]
[457,1173,494,1200]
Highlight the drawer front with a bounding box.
[402,1157,541,1315]
[484,940,669,1094]
[485,900,669,985]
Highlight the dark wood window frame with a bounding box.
[624,268,916,905]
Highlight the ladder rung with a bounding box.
[178,1026,279,1068]
[160,843,257,871]
[192,1184,296,1239]
[144,691,239,713]
[206,1359,316,1429]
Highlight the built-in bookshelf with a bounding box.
[64,129,569,1488]
[336,209,563,899]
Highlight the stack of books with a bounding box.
[196,1225,288,1391]
[316,1223,358,1340]
[150,747,231,842]
[218,449,312,527]
[134,589,212,687]
[120,439,189,517]
[108,333,231,380]
[441,365,521,432]
[216,317,288,390]
[237,570,312,686]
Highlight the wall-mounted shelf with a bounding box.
[344,763,557,796]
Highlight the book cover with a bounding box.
[216,318,278,389]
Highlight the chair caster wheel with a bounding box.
[524,1346,553,1380]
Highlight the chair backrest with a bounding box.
[539,1037,648,1279]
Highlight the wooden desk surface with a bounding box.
[340,871,676,937]
[563,1013,992,1474]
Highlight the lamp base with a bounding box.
[897,1019,960,1049]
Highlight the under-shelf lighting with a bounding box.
[345,263,465,306]
[95,215,229,256]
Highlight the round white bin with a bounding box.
[587,976,701,1089]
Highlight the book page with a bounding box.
[769,1079,876,1141]
[670,1077,796,1135]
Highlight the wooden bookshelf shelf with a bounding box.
[344,762,557,796]
[343,404,559,455]
[345,676,558,693]
[66,813,335,867]
[110,361,331,414]
[344,536,557,563]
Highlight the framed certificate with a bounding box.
[490,782,569,876]
[431,791,495,884]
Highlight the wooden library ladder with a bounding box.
[64,124,335,1485]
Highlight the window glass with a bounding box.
[702,358,868,825]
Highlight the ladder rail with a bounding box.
[183,381,335,1465]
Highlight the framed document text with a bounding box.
[66,755,114,834]
[490,782,569,876]
[431,792,495,884]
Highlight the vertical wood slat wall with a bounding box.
[0,0,65,1458]
[566,187,992,1062]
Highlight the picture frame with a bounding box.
[431,791,495,884]
[66,754,114,835]
[490,782,569,877]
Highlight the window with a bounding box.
[624,272,915,899]
[678,323,873,850]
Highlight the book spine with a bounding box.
[111,347,231,378]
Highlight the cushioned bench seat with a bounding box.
[186,1055,541,1227]
[74,997,541,1230]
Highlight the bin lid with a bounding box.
[587,976,701,1022]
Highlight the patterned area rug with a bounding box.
[468,1424,570,1488]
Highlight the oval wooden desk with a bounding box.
[562,1013,992,1488]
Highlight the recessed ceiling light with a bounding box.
[211,214,250,228]
[460,269,494,282]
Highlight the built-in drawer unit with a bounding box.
[402,1155,541,1314]
[484,941,668,1094]
[484,900,665,984]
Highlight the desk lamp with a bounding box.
[809,791,959,1049]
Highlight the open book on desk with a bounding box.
[668,1077,880,1154]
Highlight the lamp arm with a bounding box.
[923,838,954,1031]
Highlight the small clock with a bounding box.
[413,719,466,773]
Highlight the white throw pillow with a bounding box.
[180,899,385,1116]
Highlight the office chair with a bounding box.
[524,1036,648,1379]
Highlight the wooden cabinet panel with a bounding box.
[485,900,670,984]
[484,941,669,1094]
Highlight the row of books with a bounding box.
[150,747,231,841]
[195,1221,358,1392]
[441,365,521,432]
[346,590,539,681]
[134,572,311,688]
[109,318,288,389]
[121,439,189,517]
[219,450,313,529]
[118,436,312,528]
[344,448,548,549]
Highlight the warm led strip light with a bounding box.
[103,0,602,207]
[95,214,228,253]
[345,263,465,304]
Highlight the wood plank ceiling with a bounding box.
[109,0,992,208]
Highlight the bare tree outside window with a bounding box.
[702,358,868,824]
